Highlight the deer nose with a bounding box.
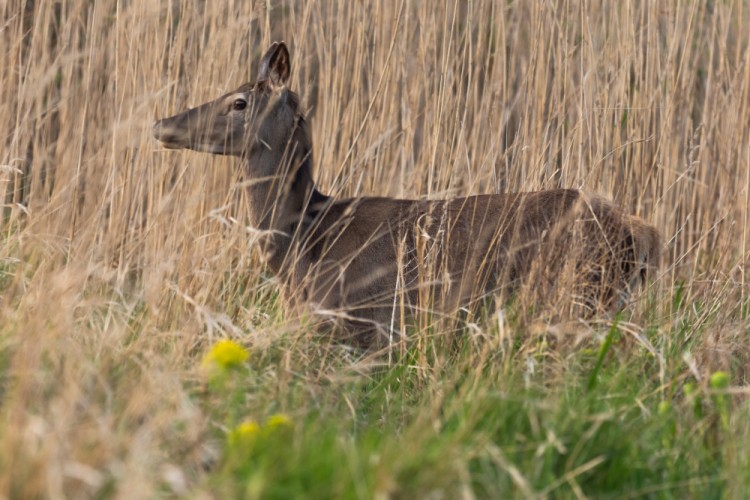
[152,119,173,142]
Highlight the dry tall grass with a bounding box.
[1,0,749,496]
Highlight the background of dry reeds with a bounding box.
[1,0,749,497]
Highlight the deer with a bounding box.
[152,41,660,349]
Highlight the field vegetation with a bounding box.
[1,0,750,497]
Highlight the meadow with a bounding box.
[1,0,749,497]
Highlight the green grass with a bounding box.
[4,263,745,497]
[188,311,748,498]
[1,243,748,499]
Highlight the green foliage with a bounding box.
[190,314,749,498]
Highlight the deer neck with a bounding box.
[243,116,328,271]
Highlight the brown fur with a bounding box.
[153,42,660,348]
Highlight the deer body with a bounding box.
[153,42,660,348]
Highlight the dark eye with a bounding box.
[233,98,247,111]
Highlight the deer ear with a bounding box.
[258,42,290,87]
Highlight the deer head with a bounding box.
[152,42,296,160]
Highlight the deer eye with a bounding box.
[233,98,247,111]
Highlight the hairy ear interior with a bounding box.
[258,41,290,87]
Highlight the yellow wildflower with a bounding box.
[265,413,292,431]
[227,420,261,449]
[201,339,249,371]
